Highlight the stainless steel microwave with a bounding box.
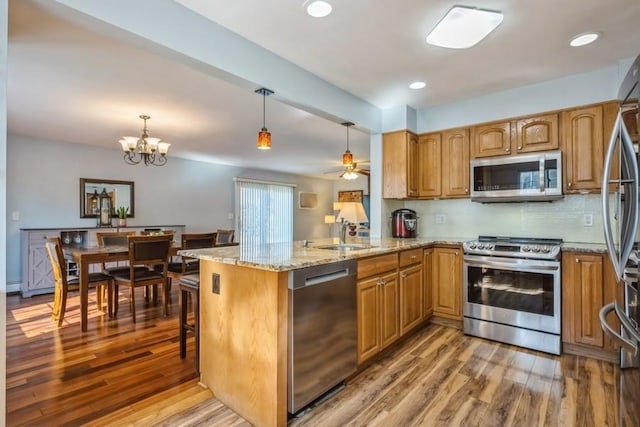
[470,151,563,202]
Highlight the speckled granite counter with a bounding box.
[179,237,470,272]
[561,242,608,253]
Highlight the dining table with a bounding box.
[63,244,183,332]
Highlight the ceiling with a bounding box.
[7,0,640,179]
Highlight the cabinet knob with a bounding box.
[464,188,469,193]
[517,146,523,150]
[410,255,417,259]
[505,148,510,152]
[568,182,573,188]
[401,273,407,278]
[576,258,579,263]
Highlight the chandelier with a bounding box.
[118,115,170,166]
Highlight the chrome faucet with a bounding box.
[339,219,348,245]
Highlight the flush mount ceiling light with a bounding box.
[305,0,332,18]
[118,115,170,166]
[426,6,503,49]
[255,87,274,150]
[569,32,599,47]
[409,81,427,90]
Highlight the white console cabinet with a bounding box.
[20,225,185,297]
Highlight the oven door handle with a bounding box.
[463,255,560,271]
[599,302,639,355]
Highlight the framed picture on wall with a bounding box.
[338,190,363,203]
[298,192,318,209]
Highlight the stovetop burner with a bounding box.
[463,235,562,260]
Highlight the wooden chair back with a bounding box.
[127,235,173,270]
[97,231,136,247]
[181,233,217,250]
[215,229,235,245]
[45,237,66,286]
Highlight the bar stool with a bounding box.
[179,273,200,375]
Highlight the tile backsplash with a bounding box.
[404,194,604,243]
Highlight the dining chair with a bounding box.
[96,231,138,275]
[110,235,173,323]
[215,229,235,245]
[45,237,113,326]
[164,232,216,289]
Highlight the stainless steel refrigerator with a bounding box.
[601,53,640,426]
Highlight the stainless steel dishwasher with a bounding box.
[288,259,357,414]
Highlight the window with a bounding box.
[235,178,294,246]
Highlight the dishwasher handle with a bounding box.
[304,269,351,287]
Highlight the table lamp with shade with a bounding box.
[336,202,368,244]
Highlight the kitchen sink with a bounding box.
[315,244,376,251]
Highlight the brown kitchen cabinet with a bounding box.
[417,132,441,197]
[423,248,434,319]
[383,130,419,199]
[562,252,618,354]
[399,249,423,335]
[356,254,400,364]
[562,102,618,194]
[432,246,463,320]
[417,128,470,199]
[471,113,559,159]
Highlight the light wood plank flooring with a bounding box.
[6,290,634,426]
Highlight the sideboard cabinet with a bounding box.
[20,225,185,297]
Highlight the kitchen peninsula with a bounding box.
[180,237,462,427]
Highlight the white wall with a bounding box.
[6,135,335,286]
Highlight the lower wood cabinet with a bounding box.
[423,248,434,318]
[357,254,400,364]
[432,246,462,320]
[399,249,423,335]
[562,251,618,353]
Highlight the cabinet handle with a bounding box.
[455,251,459,256]
[410,255,417,259]
[401,273,407,278]
[381,280,386,286]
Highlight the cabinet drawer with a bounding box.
[399,249,422,268]
[357,254,398,279]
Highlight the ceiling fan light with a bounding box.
[426,6,503,49]
[342,170,359,180]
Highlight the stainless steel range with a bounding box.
[462,236,562,355]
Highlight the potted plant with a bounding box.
[116,206,129,227]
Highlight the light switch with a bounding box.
[11,211,19,221]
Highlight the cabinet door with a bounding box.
[562,105,604,193]
[515,113,559,153]
[442,128,470,197]
[407,132,420,197]
[423,248,434,318]
[471,121,511,158]
[380,271,400,349]
[418,133,442,198]
[357,276,381,364]
[562,252,606,347]
[432,247,462,319]
[400,264,423,335]
[29,245,54,291]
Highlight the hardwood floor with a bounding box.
[6,290,633,426]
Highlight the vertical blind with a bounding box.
[235,178,294,246]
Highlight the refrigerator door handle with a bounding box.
[620,113,639,273]
[600,302,639,355]
[602,112,623,279]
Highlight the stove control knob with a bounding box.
[469,243,477,249]
[522,246,530,252]
[532,247,540,253]
[487,244,494,250]
[542,246,550,253]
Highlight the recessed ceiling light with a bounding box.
[569,32,599,47]
[305,1,332,18]
[409,81,427,90]
[426,6,503,49]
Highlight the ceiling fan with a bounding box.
[324,122,370,180]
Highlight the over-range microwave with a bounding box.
[470,151,563,202]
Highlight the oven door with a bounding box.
[463,254,561,334]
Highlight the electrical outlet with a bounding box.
[583,214,593,227]
[435,214,446,224]
[212,273,221,294]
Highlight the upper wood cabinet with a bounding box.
[516,113,559,153]
[562,102,618,194]
[417,133,441,198]
[471,121,512,158]
[442,128,470,198]
[562,252,618,353]
[471,113,559,159]
[383,130,419,199]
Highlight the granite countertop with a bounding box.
[561,241,608,253]
[179,236,470,272]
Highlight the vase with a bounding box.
[118,218,127,227]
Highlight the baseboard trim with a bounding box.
[562,342,619,364]
[6,282,21,294]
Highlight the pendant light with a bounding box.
[341,122,358,180]
[255,88,274,150]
